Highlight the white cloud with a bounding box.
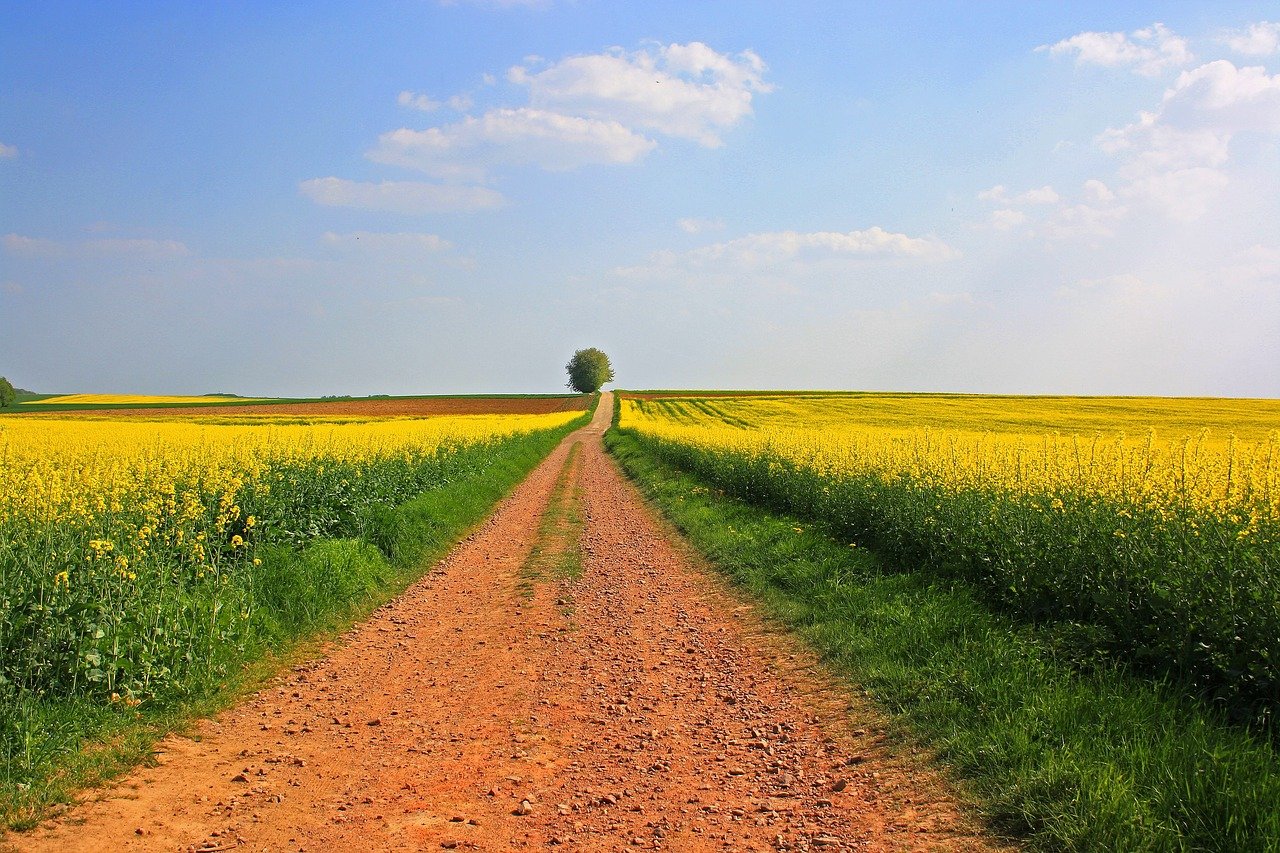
[321,231,452,252]
[977,184,1060,205]
[1090,60,1280,220]
[677,217,725,234]
[1218,244,1280,288]
[1222,21,1280,56]
[509,42,772,147]
[298,177,506,213]
[617,227,958,278]
[989,209,1026,231]
[1158,60,1280,134]
[440,0,551,7]
[1041,22,1193,77]
[2,234,190,258]
[1038,202,1130,241]
[1122,167,1230,221]
[976,185,1007,203]
[85,238,191,257]
[3,234,61,256]
[337,42,772,194]
[1082,179,1116,203]
[398,90,441,112]
[690,228,958,265]
[0,142,17,159]
[926,290,973,306]
[368,108,657,178]
[1059,273,1167,302]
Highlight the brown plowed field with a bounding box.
[58,396,589,418]
[5,393,1007,853]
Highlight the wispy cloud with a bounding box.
[977,185,1060,205]
[397,90,441,112]
[368,108,656,178]
[677,217,726,235]
[2,233,191,258]
[298,177,506,213]
[0,142,18,159]
[509,42,772,147]
[615,227,958,280]
[321,231,453,253]
[1040,22,1193,77]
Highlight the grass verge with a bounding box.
[0,415,586,832]
[520,440,586,596]
[605,428,1280,853]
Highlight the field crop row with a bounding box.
[618,395,1280,728]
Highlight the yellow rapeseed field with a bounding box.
[0,411,581,529]
[620,394,1280,522]
[616,392,1280,726]
[0,409,583,705]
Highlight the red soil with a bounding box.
[56,396,589,418]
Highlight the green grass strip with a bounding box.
[519,441,586,596]
[605,428,1280,853]
[1,413,588,831]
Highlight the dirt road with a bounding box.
[8,393,1004,852]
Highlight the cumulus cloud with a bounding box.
[1090,60,1280,219]
[509,42,772,147]
[298,177,506,213]
[1040,22,1193,77]
[0,142,17,159]
[398,90,441,112]
[677,217,726,234]
[1156,60,1280,134]
[321,231,452,252]
[368,108,657,178]
[322,42,771,204]
[1222,21,1280,56]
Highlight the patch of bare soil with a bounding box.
[43,396,589,418]
[4,393,1008,852]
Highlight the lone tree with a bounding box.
[565,348,614,394]
[0,376,15,408]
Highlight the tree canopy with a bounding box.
[565,348,614,394]
[0,377,15,408]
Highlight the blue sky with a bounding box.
[2,2,1278,396]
